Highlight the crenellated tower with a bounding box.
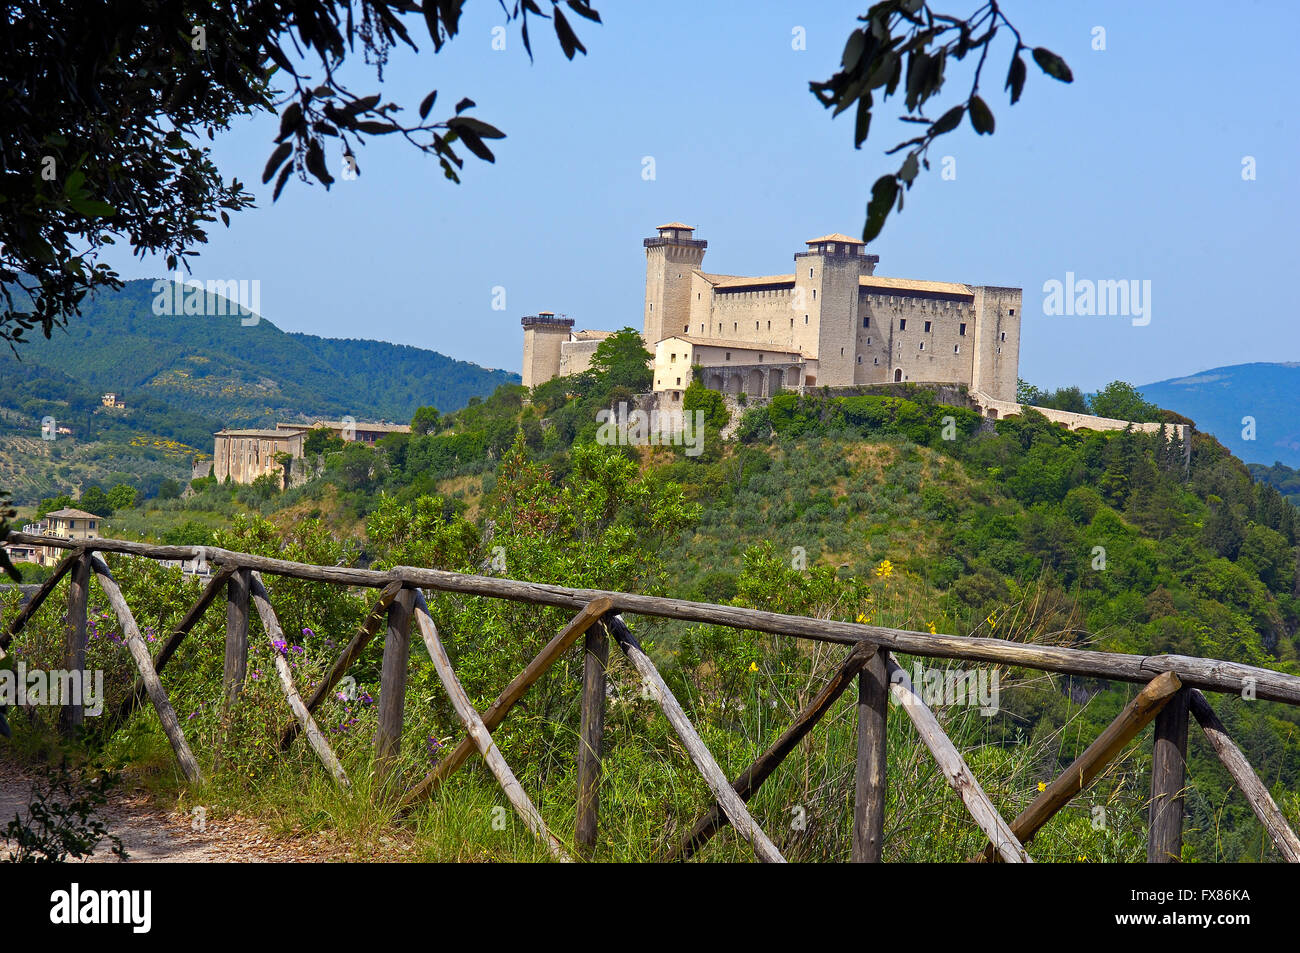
[643,223,707,346]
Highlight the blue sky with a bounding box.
[102,0,1299,390]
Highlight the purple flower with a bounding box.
[302,627,315,639]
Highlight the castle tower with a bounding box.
[969,287,1022,402]
[793,234,879,387]
[643,223,707,345]
[520,311,574,389]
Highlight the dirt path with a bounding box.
[0,754,341,862]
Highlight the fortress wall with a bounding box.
[862,292,976,388]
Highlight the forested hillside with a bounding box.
[0,278,518,502]
[63,332,1297,862]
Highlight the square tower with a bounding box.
[643,223,707,346]
[793,234,879,387]
[520,312,574,389]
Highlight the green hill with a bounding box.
[3,278,518,425]
[1140,363,1300,468]
[0,278,518,502]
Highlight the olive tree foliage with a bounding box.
[811,0,1072,241]
[0,0,602,347]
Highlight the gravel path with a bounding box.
[0,753,340,862]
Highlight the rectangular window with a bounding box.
[954,345,960,353]
[924,320,932,332]
[873,357,879,365]
[899,319,907,330]
[804,315,809,324]
[959,323,967,336]
[863,316,870,328]
[1001,331,1006,341]
[670,353,676,362]
[857,355,862,364]
[919,342,925,351]
[725,352,731,360]
[1009,308,1015,315]
[676,377,681,386]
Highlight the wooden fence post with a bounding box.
[58,552,91,736]
[853,648,888,862]
[374,585,415,787]
[1148,686,1190,863]
[576,619,608,851]
[223,567,251,708]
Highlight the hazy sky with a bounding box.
[101,0,1298,390]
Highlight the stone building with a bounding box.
[521,222,1023,404]
[212,419,412,485]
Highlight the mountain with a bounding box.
[0,278,518,503]
[2,278,518,426]
[1139,362,1300,468]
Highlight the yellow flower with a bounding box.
[874,559,894,579]
[986,613,998,629]
[856,613,871,624]
[927,621,937,635]
[1037,781,1047,792]
[748,661,758,673]
[1077,854,1087,862]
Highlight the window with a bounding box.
[812,290,817,300]
[924,321,932,332]
[700,324,704,333]
[804,315,809,324]
[670,353,677,362]
[758,354,764,362]
[733,322,737,331]
[673,391,680,401]
[676,377,681,386]
[809,267,813,277]
[899,319,907,330]
[725,352,731,360]
[684,325,689,333]
[1001,331,1006,341]
[767,320,771,330]
[718,324,722,333]
[840,347,845,356]
[857,355,863,364]
[649,303,653,311]
[919,342,925,351]
[790,318,794,328]
[863,316,870,328]
[697,292,700,300]
[959,322,967,336]
[954,345,961,354]
[1009,308,1015,315]
[873,357,879,365]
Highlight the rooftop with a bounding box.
[660,334,803,355]
[859,276,974,298]
[43,508,101,521]
[657,222,695,230]
[806,233,865,245]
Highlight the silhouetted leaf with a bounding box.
[854,94,872,148]
[262,142,292,183]
[552,7,586,59]
[272,163,293,201]
[1032,47,1073,83]
[419,90,438,120]
[448,116,505,139]
[930,105,963,135]
[863,174,897,242]
[454,97,475,115]
[1005,54,1026,104]
[969,95,994,134]
[305,139,334,187]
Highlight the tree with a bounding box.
[590,328,653,392]
[78,486,114,517]
[1090,381,1160,422]
[304,427,346,456]
[107,484,138,512]
[812,1,1072,240]
[411,405,441,436]
[0,0,602,345]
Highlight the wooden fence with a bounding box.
[4,531,1299,863]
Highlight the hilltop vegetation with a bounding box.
[12,330,1296,862]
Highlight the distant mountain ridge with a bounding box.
[1139,362,1300,468]
[3,278,518,427]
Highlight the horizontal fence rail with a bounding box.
[3,531,1298,864]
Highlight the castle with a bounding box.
[521,222,1023,406]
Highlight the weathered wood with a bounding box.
[374,586,415,786]
[605,613,785,864]
[223,567,251,708]
[673,640,876,862]
[248,573,350,789]
[1148,686,1191,863]
[400,596,614,809]
[89,556,202,784]
[885,655,1030,863]
[279,580,403,751]
[58,553,91,736]
[14,534,1300,704]
[0,546,84,654]
[576,619,608,850]
[109,565,235,733]
[975,670,1182,862]
[853,648,889,863]
[1189,689,1300,863]
[410,590,572,862]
